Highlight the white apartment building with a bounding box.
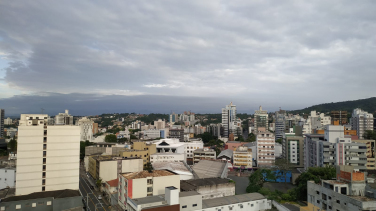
[54,109,73,125]
[0,168,16,189]
[184,139,204,159]
[76,117,94,141]
[351,108,374,139]
[254,106,268,133]
[0,109,4,138]
[16,114,80,195]
[143,129,160,140]
[222,102,237,138]
[118,170,180,210]
[233,146,253,170]
[256,131,275,167]
[193,148,216,164]
[4,117,13,125]
[302,111,331,134]
[150,153,185,163]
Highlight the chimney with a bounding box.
[165,186,179,205]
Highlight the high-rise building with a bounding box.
[169,112,179,124]
[254,106,268,133]
[4,117,13,125]
[0,109,4,138]
[16,113,80,195]
[283,136,304,166]
[275,114,286,140]
[256,131,275,167]
[154,119,166,130]
[76,117,94,141]
[54,109,73,125]
[351,108,374,139]
[221,102,237,138]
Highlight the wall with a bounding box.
[53,196,83,211]
[272,200,291,211]
[201,198,271,211]
[143,204,179,211]
[196,182,235,199]
[153,175,180,196]
[122,159,143,173]
[179,194,202,211]
[132,178,147,199]
[0,196,83,211]
[99,160,117,182]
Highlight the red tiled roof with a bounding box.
[106,179,119,187]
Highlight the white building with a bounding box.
[184,139,204,159]
[301,111,331,134]
[152,138,203,160]
[222,102,237,138]
[76,117,94,141]
[117,130,130,139]
[351,108,374,139]
[0,168,16,189]
[54,109,73,125]
[16,114,80,195]
[150,153,185,163]
[4,117,13,125]
[143,129,160,140]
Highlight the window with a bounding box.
[43,165,46,171]
[47,201,52,206]
[193,204,197,207]
[336,200,340,204]
[42,187,45,191]
[43,151,47,157]
[251,204,254,207]
[239,204,243,208]
[43,158,46,164]
[16,205,21,209]
[182,205,187,208]
[42,172,46,178]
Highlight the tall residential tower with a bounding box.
[221,102,237,138]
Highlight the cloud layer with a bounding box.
[1,1,376,114]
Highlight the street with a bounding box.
[79,164,111,211]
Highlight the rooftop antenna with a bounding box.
[41,108,45,114]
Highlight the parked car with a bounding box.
[98,195,102,200]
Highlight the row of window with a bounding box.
[1,201,52,210]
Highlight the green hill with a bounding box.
[289,97,376,115]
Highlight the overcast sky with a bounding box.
[1,1,376,116]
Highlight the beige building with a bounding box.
[154,119,165,130]
[233,146,252,170]
[256,131,275,167]
[351,108,374,139]
[193,148,216,164]
[118,141,156,167]
[88,155,143,181]
[254,106,268,133]
[16,114,80,195]
[76,117,94,141]
[352,139,376,170]
[118,170,180,210]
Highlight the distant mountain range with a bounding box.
[289,97,376,114]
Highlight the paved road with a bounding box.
[80,176,110,211]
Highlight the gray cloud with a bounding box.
[1,0,376,114]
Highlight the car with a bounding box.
[90,185,94,190]
[98,195,102,200]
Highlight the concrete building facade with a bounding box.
[0,109,4,138]
[351,108,374,139]
[0,167,16,189]
[283,136,304,166]
[193,148,216,164]
[233,146,252,170]
[16,114,80,196]
[254,106,268,133]
[256,131,275,167]
[54,110,73,125]
[76,117,94,141]
[222,102,237,138]
[150,153,185,163]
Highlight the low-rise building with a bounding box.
[193,149,216,164]
[142,129,160,140]
[180,178,235,199]
[88,155,143,181]
[150,153,185,163]
[152,162,194,180]
[233,146,252,170]
[118,170,180,210]
[169,128,184,142]
[301,165,376,211]
[0,189,83,211]
[192,160,228,179]
[104,179,119,206]
[352,139,376,170]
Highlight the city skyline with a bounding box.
[1,1,376,115]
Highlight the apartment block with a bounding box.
[193,148,216,164]
[331,111,348,125]
[233,146,252,170]
[16,113,80,196]
[54,110,73,125]
[143,129,161,140]
[254,106,268,133]
[352,139,376,170]
[222,102,237,138]
[154,119,165,130]
[283,136,304,166]
[275,113,286,140]
[170,112,179,124]
[76,117,94,141]
[256,131,275,167]
[302,165,376,211]
[0,109,4,138]
[118,170,180,210]
[88,155,143,181]
[169,128,184,142]
[351,108,374,139]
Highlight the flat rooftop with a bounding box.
[202,193,266,208]
[1,189,80,202]
[130,195,166,205]
[181,178,231,191]
[179,191,200,197]
[121,170,176,180]
[92,155,140,161]
[349,195,376,202]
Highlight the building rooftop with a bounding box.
[194,148,215,153]
[1,189,80,202]
[121,170,176,180]
[192,160,227,179]
[349,195,376,202]
[106,179,119,187]
[130,195,166,205]
[152,162,193,176]
[180,178,232,191]
[202,193,266,208]
[91,155,140,161]
[179,191,200,197]
[217,149,233,159]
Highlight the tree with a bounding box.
[105,134,117,143]
[246,133,256,142]
[235,135,244,142]
[246,169,264,193]
[7,137,17,152]
[144,162,153,173]
[275,138,282,144]
[130,134,137,140]
[197,132,216,143]
[363,130,376,140]
[80,140,95,160]
[96,178,102,188]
